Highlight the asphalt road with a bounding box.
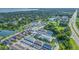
[69,10,79,45]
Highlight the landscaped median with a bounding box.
[71,23,79,38]
[76,18,79,29]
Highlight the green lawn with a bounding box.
[69,38,79,50]
[76,18,79,22]
[58,38,79,50]
[50,40,55,47]
[55,26,64,31]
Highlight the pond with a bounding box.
[0,30,16,37]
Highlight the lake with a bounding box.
[0,30,15,37]
[0,8,38,13]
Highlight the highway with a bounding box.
[69,10,79,45]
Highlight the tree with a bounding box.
[0,43,9,50]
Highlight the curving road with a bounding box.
[69,10,79,45]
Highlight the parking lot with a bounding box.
[10,33,53,50]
